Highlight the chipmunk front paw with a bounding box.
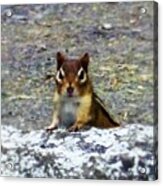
[68,124,79,132]
[45,124,58,132]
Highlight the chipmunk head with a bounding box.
[55,52,91,97]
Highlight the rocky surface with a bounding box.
[1,124,157,180]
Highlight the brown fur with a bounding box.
[46,52,120,132]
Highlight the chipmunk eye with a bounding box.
[78,69,84,80]
[59,71,64,79]
[78,67,87,83]
[56,67,65,82]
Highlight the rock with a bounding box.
[101,23,113,30]
[1,124,157,180]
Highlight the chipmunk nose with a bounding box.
[67,87,74,97]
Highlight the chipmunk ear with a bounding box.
[80,53,89,72]
[56,52,66,70]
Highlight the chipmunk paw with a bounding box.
[68,125,79,132]
[45,125,58,132]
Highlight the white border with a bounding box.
[0,0,162,186]
[0,0,158,5]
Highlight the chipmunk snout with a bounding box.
[67,86,74,97]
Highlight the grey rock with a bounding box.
[1,124,157,180]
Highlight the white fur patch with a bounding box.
[60,67,65,76]
[59,97,80,128]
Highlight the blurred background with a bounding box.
[1,2,155,131]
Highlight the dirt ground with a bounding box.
[1,2,156,131]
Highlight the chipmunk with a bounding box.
[46,52,120,132]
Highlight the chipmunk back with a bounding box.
[46,52,120,132]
